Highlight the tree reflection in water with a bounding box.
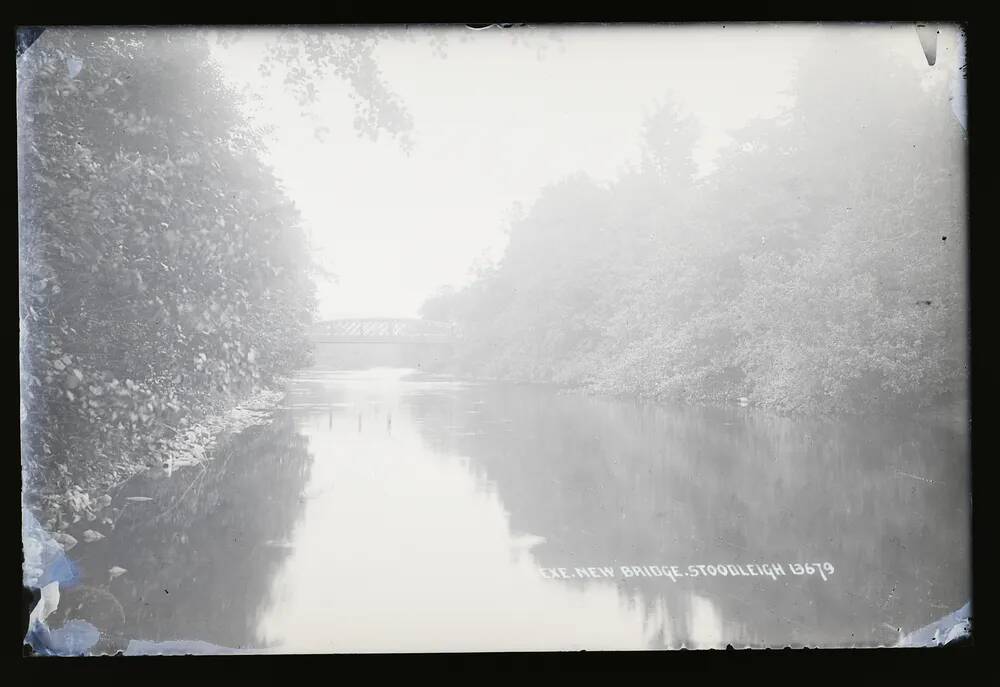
[47,412,313,654]
[408,380,969,648]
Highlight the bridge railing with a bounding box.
[308,318,458,343]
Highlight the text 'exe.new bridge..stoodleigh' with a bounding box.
[308,318,458,345]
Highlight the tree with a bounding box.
[18,28,316,521]
[420,28,967,415]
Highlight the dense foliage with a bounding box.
[18,29,316,496]
[421,32,968,414]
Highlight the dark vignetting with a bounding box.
[19,24,969,654]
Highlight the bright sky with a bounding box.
[210,24,961,321]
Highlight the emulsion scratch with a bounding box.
[895,470,937,485]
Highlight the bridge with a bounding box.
[308,318,457,345]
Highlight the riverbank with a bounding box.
[22,384,288,556]
[431,366,970,429]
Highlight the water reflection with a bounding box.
[407,377,970,648]
[44,367,970,652]
[257,367,968,650]
[48,413,313,654]
[256,369,657,652]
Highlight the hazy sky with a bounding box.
[211,24,960,321]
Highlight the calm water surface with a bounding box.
[56,367,970,652]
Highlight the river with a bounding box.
[50,366,970,653]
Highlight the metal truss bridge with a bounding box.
[308,318,457,344]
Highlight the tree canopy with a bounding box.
[421,30,967,415]
[18,29,316,514]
